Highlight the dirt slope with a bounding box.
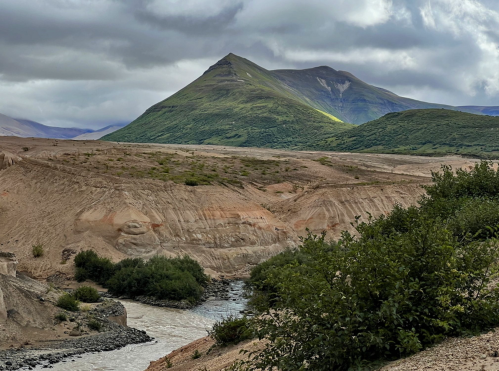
[0,136,479,279]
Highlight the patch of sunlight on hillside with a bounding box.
[316,109,343,122]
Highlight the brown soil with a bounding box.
[0,136,479,280]
[145,336,263,371]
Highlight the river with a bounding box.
[34,281,247,371]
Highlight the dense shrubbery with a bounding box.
[74,252,208,303]
[209,315,254,346]
[73,286,100,303]
[248,161,499,370]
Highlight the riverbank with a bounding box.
[99,277,234,310]
[0,300,152,370]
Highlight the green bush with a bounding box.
[73,252,208,303]
[88,319,102,331]
[32,244,44,258]
[250,161,499,371]
[209,315,253,346]
[55,313,67,322]
[185,179,198,186]
[57,293,79,312]
[74,250,115,285]
[247,248,310,310]
[73,286,100,303]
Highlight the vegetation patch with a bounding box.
[73,286,100,303]
[56,293,79,312]
[246,161,499,370]
[208,314,254,346]
[74,251,208,304]
[323,109,499,159]
[32,244,44,258]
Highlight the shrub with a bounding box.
[74,252,207,303]
[57,293,79,312]
[209,315,253,346]
[32,244,44,258]
[88,319,102,331]
[185,179,198,186]
[192,350,202,359]
[74,250,115,285]
[55,313,67,321]
[73,286,100,303]
[250,162,499,371]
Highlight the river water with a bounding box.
[35,281,247,371]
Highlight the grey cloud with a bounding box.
[132,2,243,35]
[0,0,497,128]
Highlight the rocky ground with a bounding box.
[0,300,152,370]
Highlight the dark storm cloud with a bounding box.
[132,2,243,35]
[0,0,497,128]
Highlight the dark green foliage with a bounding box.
[247,249,310,310]
[249,161,499,370]
[73,252,208,303]
[88,319,102,331]
[74,250,115,285]
[192,350,202,359]
[184,179,198,186]
[57,293,79,312]
[73,286,100,303]
[323,109,499,158]
[209,315,254,346]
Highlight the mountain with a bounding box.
[0,114,92,139]
[269,67,453,124]
[323,109,499,158]
[103,53,499,148]
[102,54,354,149]
[72,124,126,140]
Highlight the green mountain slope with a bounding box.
[103,53,499,148]
[323,109,499,158]
[103,54,353,149]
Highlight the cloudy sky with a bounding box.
[0,0,498,129]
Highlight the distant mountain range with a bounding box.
[0,113,124,140]
[103,53,499,148]
[72,124,127,140]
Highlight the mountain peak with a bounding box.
[203,56,233,75]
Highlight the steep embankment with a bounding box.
[323,109,499,158]
[0,137,479,279]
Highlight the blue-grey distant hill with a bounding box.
[0,113,125,140]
